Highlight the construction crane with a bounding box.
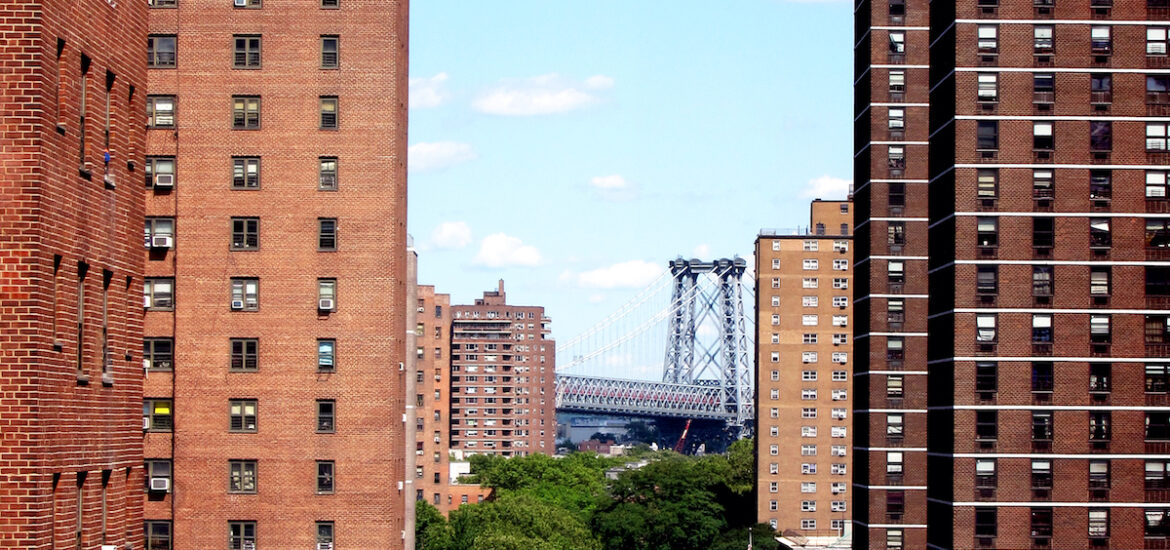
[673,419,693,454]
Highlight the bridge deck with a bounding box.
[555,374,735,421]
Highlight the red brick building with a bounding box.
[0,0,147,547]
[852,0,931,547]
[412,281,453,512]
[450,281,556,457]
[141,0,409,548]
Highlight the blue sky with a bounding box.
[408,0,854,351]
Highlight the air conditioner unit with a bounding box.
[417,306,425,313]
[144,295,152,308]
[233,0,247,5]
[154,174,174,188]
[143,416,151,431]
[103,174,116,187]
[231,300,245,310]
[149,477,170,492]
[318,543,334,550]
[151,235,173,249]
[318,298,335,311]
[143,359,151,371]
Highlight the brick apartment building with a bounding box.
[140,0,409,548]
[0,0,147,547]
[450,281,556,457]
[755,200,853,544]
[412,281,453,512]
[856,0,1170,548]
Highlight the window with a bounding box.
[320,96,338,129]
[1034,73,1054,103]
[977,217,997,247]
[1090,412,1112,443]
[977,121,998,150]
[321,0,338,6]
[143,338,173,371]
[228,460,257,493]
[1149,365,1170,393]
[975,266,997,295]
[145,156,175,189]
[888,146,904,171]
[228,521,255,550]
[887,529,904,550]
[1034,121,1054,150]
[977,169,997,198]
[832,445,846,457]
[1147,460,1170,489]
[889,70,905,98]
[232,157,259,189]
[887,451,903,474]
[1090,364,1111,393]
[147,35,176,68]
[319,218,337,250]
[1034,25,1054,53]
[1149,171,1170,198]
[976,410,997,441]
[1085,121,1113,150]
[1032,508,1053,538]
[1150,317,1170,343]
[1151,27,1170,55]
[803,277,818,288]
[1148,267,1170,296]
[318,339,335,371]
[831,315,847,327]
[144,218,174,248]
[1032,316,1053,344]
[233,0,260,6]
[802,351,818,364]
[830,482,846,494]
[230,218,259,250]
[1092,74,1113,104]
[1090,314,1111,343]
[832,259,848,271]
[977,25,997,53]
[144,278,173,310]
[1150,220,1170,250]
[1151,76,1170,106]
[800,519,817,530]
[231,96,260,129]
[1091,26,1112,54]
[801,500,816,512]
[976,459,997,488]
[145,521,171,550]
[1090,219,1111,249]
[316,522,334,547]
[802,371,817,382]
[1148,412,1170,440]
[146,96,175,128]
[232,35,261,68]
[887,414,904,439]
[802,463,817,475]
[801,389,817,400]
[887,375,904,398]
[802,408,817,418]
[1031,266,1054,297]
[1032,460,1052,489]
[803,259,819,270]
[771,314,780,326]
[888,261,904,284]
[1033,411,1054,441]
[802,314,818,326]
[889,182,905,207]
[769,481,778,493]
[803,295,818,307]
[317,461,334,493]
[1033,170,1054,200]
[321,35,339,68]
[831,408,847,420]
[832,370,847,381]
[143,399,172,432]
[975,507,997,537]
[316,400,335,432]
[1086,267,1110,297]
[229,400,257,432]
[976,362,997,394]
[230,338,258,371]
[888,299,905,324]
[316,156,339,190]
[1090,170,1111,201]
[230,278,258,311]
[832,278,848,289]
[800,482,815,493]
[803,333,817,344]
[887,490,905,517]
[976,314,996,342]
[1086,509,1109,539]
[888,107,904,132]
[801,426,817,437]
[318,279,336,311]
[1149,123,1170,150]
[977,73,998,102]
[1148,510,1170,537]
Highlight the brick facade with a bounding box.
[141,0,409,547]
[0,0,148,548]
[412,282,452,512]
[755,200,853,542]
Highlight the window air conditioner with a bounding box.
[231,300,245,310]
[143,416,151,431]
[154,174,174,188]
[144,295,152,308]
[318,298,335,311]
[143,359,152,371]
[318,543,334,550]
[103,174,116,187]
[149,477,170,492]
[233,0,247,5]
[151,235,173,249]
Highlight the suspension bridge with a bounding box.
[554,257,755,434]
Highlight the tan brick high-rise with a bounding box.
[756,200,853,544]
[0,0,147,547]
[451,281,556,457]
[141,0,409,548]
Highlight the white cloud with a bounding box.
[577,260,662,289]
[472,74,614,116]
[589,174,636,201]
[588,293,606,304]
[584,75,615,90]
[692,244,711,258]
[409,72,450,109]
[428,221,472,250]
[800,175,852,199]
[590,175,628,190]
[472,233,542,268]
[408,141,476,173]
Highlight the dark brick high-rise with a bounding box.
[0,0,148,547]
[852,0,931,547]
[924,2,1170,549]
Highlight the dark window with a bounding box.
[1090,413,1111,441]
[1031,508,1053,538]
[230,218,259,250]
[1149,364,1170,393]
[976,410,997,440]
[228,460,257,493]
[316,522,334,545]
[888,182,905,206]
[1032,460,1052,489]
[1150,75,1170,105]
[1148,412,1170,440]
[1147,510,1170,537]
[321,0,338,6]
[228,521,256,550]
[232,35,261,69]
[231,96,260,129]
[1149,317,1170,343]
[147,35,176,68]
[319,157,338,190]
[317,400,335,432]
[887,490,904,516]
[1092,74,1113,104]
[229,399,257,432]
[144,521,172,550]
[321,36,339,68]
[1032,362,1054,392]
[977,121,998,150]
[1090,122,1112,151]
[977,217,997,247]
[232,157,260,189]
[1149,221,1170,249]
[888,222,905,245]
[1033,411,1054,441]
[976,266,997,295]
[317,461,334,493]
[318,218,337,250]
[1148,267,1170,295]
[1033,170,1054,199]
[1034,122,1054,150]
[1090,170,1111,200]
[1033,315,1053,343]
[318,339,336,371]
[320,96,338,129]
[1089,219,1111,249]
[230,339,258,371]
[975,508,997,537]
[975,362,997,393]
[1034,73,1054,103]
[143,338,174,371]
[1090,364,1111,393]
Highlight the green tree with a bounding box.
[709,524,782,550]
[466,452,618,520]
[449,493,601,550]
[622,420,658,444]
[416,501,454,550]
